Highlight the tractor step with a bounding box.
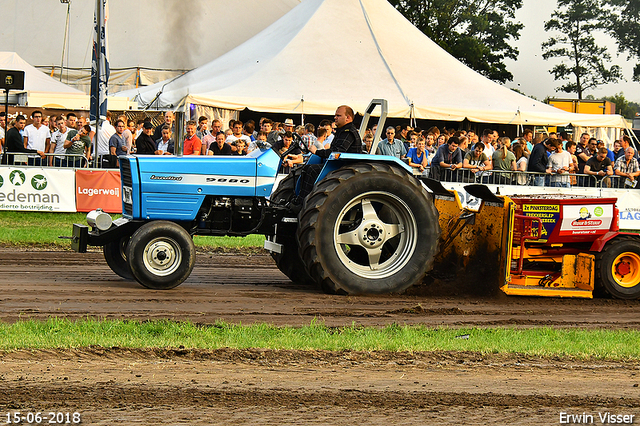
[501,283,593,298]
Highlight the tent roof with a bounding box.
[118,0,626,128]
[0,51,85,95]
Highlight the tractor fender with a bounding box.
[317,153,413,183]
[590,231,640,253]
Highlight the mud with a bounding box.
[0,248,639,424]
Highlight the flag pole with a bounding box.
[94,0,102,168]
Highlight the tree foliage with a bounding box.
[601,92,640,119]
[542,0,623,99]
[388,0,523,84]
[607,0,640,81]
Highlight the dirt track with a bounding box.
[0,248,639,425]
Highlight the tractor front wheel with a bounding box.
[127,221,196,290]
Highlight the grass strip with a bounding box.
[1,318,639,360]
[0,211,264,250]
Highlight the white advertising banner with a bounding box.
[0,167,76,212]
[439,182,640,232]
[609,189,640,231]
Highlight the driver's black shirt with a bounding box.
[314,122,362,158]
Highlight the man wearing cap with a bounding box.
[136,122,158,155]
[278,118,305,152]
[283,118,295,133]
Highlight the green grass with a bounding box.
[1,318,640,360]
[0,211,264,250]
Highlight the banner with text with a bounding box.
[0,167,76,212]
[611,189,640,230]
[75,170,122,213]
[443,182,640,231]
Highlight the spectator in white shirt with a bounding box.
[23,110,51,166]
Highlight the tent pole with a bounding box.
[59,0,71,82]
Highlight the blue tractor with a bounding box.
[71,100,440,294]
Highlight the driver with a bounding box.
[297,105,362,197]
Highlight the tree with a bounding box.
[607,0,640,81]
[602,93,640,119]
[542,0,623,99]
[388,0,523,84]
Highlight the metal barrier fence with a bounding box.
[1,150,635,190]
[1,152,89,168]
[429,167,629,189]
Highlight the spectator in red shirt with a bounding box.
[183,120,202,155]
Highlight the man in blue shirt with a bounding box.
[108,119,129,167]
[376,127,407,159]
[431,136,463,181]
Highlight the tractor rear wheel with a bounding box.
[268,173,315,286]
[595,237,640,299]
[127,221,196,290]
[297,162,440,294]
[103,235,133,280]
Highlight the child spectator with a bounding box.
[234,139,248,156]
[407,137,429,175]
[362,133,373,153]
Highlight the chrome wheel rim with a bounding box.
[142,237,182,277]
[333,191,417,279]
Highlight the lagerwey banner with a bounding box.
[75,169,122,214]
[0,167,76,212]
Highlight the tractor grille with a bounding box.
[120,159,133,216]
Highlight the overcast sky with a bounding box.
[505,0,639,102]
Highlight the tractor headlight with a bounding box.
[86,208,113,231]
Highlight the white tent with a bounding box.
[0,52,135,111]
[0,51,88,109]
[0,52,84,95]
[1,0,302,94]
[118,0,627,128]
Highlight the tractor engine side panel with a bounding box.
[131,156,260,221]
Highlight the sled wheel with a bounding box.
[269,173,315,285]
[298,162,440,294]
[103,235,133,280]
[127,221,195,290]
[596,238,640,299]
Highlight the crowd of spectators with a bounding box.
[0,110,92,167]
[0,109,638,189]
[362,123,638,189]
